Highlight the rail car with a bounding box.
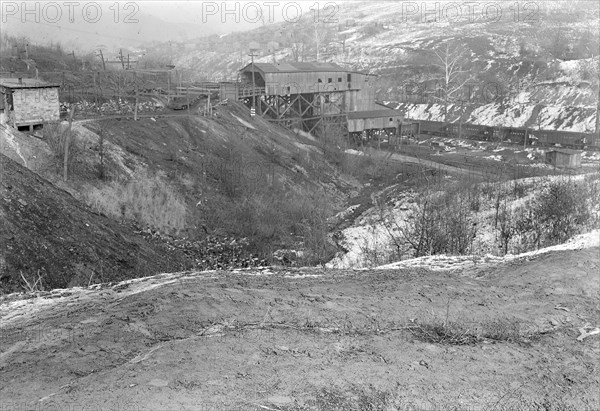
[415,120,599,149]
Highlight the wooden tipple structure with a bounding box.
[236,62,380,135]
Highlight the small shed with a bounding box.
[347,109,405,133]
[545,149,582,169]
[0,77,60,132]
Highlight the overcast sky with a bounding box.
[0,1,340,50]
[140,1,330,28]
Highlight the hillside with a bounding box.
[0,153,191,293]
[167,1,599,132]
[0,100,371,291]
[1,4,599,407]
[1,233,598,409]
[0,10,219,52]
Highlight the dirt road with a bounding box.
[1,240,598,410]
[347,148,485,180]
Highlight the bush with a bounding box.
[506,176,599,253]
[398,185,478,258]
[43,122,82,176]
[534,179,591,245]
[85,169,187,235]
[200,181,336,265]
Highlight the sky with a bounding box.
[0,1,338,50]
[139,1,331,28]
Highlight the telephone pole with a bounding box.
[134,71,139,121]
[248,50,259,114]
[119,49,125,70]
[98,49,106,70]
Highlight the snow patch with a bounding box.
[231,114,256,130]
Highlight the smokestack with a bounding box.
[18,77,22,85]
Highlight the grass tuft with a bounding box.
[408,316,541,345]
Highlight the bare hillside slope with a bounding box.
[1,235,598,410]
[0,154,191,292]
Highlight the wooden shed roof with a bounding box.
[240,62,371,75]
[0,78,59,89]
[347,109,404,120]
[546,149,583,155]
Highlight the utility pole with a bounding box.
[596,65,600,135]
[63,107,75,181]
[208,92,211,116]
[119,49,125,70]
[93,71,98,104]
[167,71,170,97]
[98,49,106,70]
[248,50,259,114]
[134,71,139,121]
[596,86,599,135]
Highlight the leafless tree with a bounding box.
[312,21,331,61]
[96,120,114,180]
[281,25,306,62]
[431,43,472,134]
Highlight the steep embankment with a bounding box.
[0,101,360,290]
[0,233,598,409]
[68,102,357,250]
[0,153,191,293]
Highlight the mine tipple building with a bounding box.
[0,78,60,132]
[237,62,383,134]
[239,62,377,113]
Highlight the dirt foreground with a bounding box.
[1,236,599,410]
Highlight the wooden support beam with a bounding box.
[308,117,325,134]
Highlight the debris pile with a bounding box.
[136,227,268,270]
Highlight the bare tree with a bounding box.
[580,46,600,135]
[431,44,472,135]
[281,25,306,62]
[593,49,600,134]
[336,32,349,58]
[96,120,114,180]
[597,60,600,135]
[312,21,331,61]
[63,107,75,181]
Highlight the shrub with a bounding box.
[534,179,591,245]
[203,183,336,265]
[506,176,599,253]
[85,169,187,235]
[398,185,478,258]
[43,122,82,176]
